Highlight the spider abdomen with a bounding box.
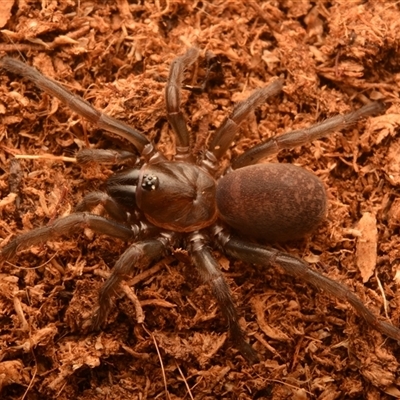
[136,161,218,232]
[216,163,327,242]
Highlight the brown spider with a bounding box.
[1,48,399,363]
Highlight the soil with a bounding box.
[0,1,400,399]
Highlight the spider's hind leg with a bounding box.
[232,101,385,169]
[188,231,259,363]
[213,225,400,343]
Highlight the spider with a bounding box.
[1,47,399,364]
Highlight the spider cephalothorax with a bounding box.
[1,48,399,363]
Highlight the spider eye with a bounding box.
[141,174,159,191]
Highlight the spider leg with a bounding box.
[208,79,283,159]
[76,149,137,165]
[183,50,221,94]
[233,101,385,169]
[75,193,129,222]
[165,47,199,156]
[189,232,258,363]
[214,226,400,341]
[92,237,167,328]
[0,57,150,154]
[1,213,137,260]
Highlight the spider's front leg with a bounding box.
[0,57,151,155]
[214,227,400,342]
[188,232,258,363]
[165,47,199,152]
[75,149,138,165]
[0,213,137,260]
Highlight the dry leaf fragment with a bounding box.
[356,212,377,283]
[0,0,14,28]
[252,296,291,341]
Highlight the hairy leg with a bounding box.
[214,226,400,341]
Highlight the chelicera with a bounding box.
[1,48,399,363]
